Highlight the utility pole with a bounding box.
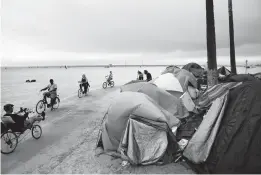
[228,0,237,74]
[206,0,218,86]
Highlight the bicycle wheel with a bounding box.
[110,81,115,87]
[78,89,83,98]
[1,131,18,154]
[36,100,46,114]
[31,125,42,139]
[52,97,60,109]
[102,82,107,89]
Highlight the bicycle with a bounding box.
[102,76,115,89]
[1,108,44,154]
[36,93,60,114]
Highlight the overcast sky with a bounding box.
[1,0,261,66]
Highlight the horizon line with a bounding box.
[2,63,260,69]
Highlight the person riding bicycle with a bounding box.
[40,79,57,108]
[79,74,90,94]
[106,71,113,84]
[1,104,45,132]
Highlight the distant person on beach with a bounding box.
[144,70,152,81]
[107,71,113,84]
[79,74,90,94]
[137,71,144,80]
[40,79,57,107]
[1,104,45,131]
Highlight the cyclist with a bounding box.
[79,74,90,94]
[40,79,57,108]
[106,71,113,84]
[1,104,45,131]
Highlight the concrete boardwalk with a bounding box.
[1,87,194,174]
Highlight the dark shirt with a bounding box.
[3,113,27,128]
[81,78,90,87]
[146,73,152,81]
[138,74,144,80]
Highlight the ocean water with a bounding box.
[1,66,260,113]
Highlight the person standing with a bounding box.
[144,70,152,82]
[137,71,144,80]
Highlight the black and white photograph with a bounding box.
[1,0,261,174]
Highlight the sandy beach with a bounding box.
[1,87,194,174]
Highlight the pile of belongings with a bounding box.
[95,65,261,173]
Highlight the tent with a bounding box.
[182,63,205,78]
[153,73,183,92]
[196,82,242,108]
[184,80,261,173]
[152,73,183,98]
[161,65,181,75]
[96,92,181,165]
[172,69,198,91]
[121,82,189,119]
[227,74,257,82]
[217,66,231,76]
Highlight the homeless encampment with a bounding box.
[183,80,261,173]
[96,91,181,165]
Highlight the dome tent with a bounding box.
[161,65,181,75]
[121,82,189,119]
[182,63,205,78]
[152,73,183,98]
[96,92,181,165]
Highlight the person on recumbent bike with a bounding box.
[40,79,58,109]
[1,104,45,133]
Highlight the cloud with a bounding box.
[1,0,261,66]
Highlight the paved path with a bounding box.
[1,87,194,174]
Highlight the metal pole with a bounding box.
[228,0,237,74]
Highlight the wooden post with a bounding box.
[228,0,237,74]
[206,0,218,86]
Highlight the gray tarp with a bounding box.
[96,92,180,165]
[183,93,228,163]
